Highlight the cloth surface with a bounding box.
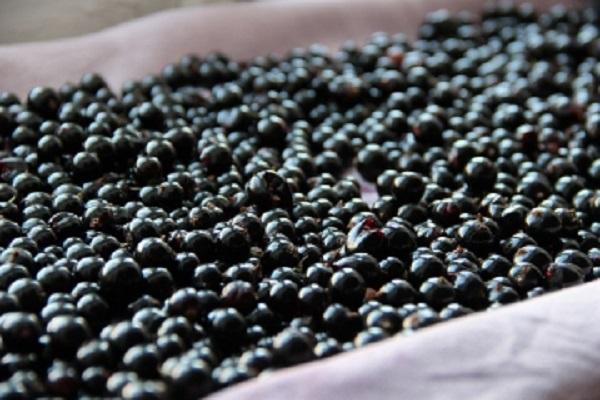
[0,0,587,97]
[212,281,600,400]
[0,1,597,399]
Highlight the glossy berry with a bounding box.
[419,277,455,311]
[330,268,366,309]
[392,172,425,204]
[0,312,41,353]
[99,258,143,306]
[46,316,91,361]
[208,308,247,348]
[273,328,315,366]
[464,157,497,191]
[376,279,417,307]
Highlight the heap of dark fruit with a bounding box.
[1,3,600,398]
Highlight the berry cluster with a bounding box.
[1,3,600,398]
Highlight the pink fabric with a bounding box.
[212,281,600,400]
[0,0,588,97]
[0,1,596,399]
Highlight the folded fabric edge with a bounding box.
[0,0,591,97]
[210,279,600,400]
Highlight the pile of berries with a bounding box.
[1,3,600,398]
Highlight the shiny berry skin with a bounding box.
[200,144,233,176]
[555,249,593,275]
[8,278,46,313]
[46,315,91,358]
[354,326,388,347]
[27,87,60,118]
[76,292,110,332]
[457,219,495,256]
[298,284,328,316]
[345,216,386,257]
[376,279,417,307]
[378,257,407,280]
[0,312,41,353]
[419,277,455,311]
[123,344,160,379]
[366,305,402,333]
[508,262,544,293]
[322,303,361,341]
[76,341,113,374]
[402,307,440,331]
[513,245,552,271]
[183,230,215,261]
[464,157,497,191]
[330,267,366,309]
[99,258,143,306]
[545,262,584,289]
[333,253,382,288]
[221,280,256,315]
[246,170,293,212]
[72,152,102,182]
[525,207,562,239]
[0,220,21,247]
[409,254,445,284]
[261,238,299,273]
[392,172,425,204]
[440,303,473,320]
[306,263,333,287]
[81,366,110,396]
[273,328,315,366]
[46,361,80,397]
[453,271,488,310]
[217,225,250,263]
[207,308,247,348]
[481,254,512,279]
[413,112,443,144]
[162,359,213,400]
[356,144,388,182]
[135,238,176,269]
[257,115,287,149]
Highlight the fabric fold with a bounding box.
[211,280,600,400]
